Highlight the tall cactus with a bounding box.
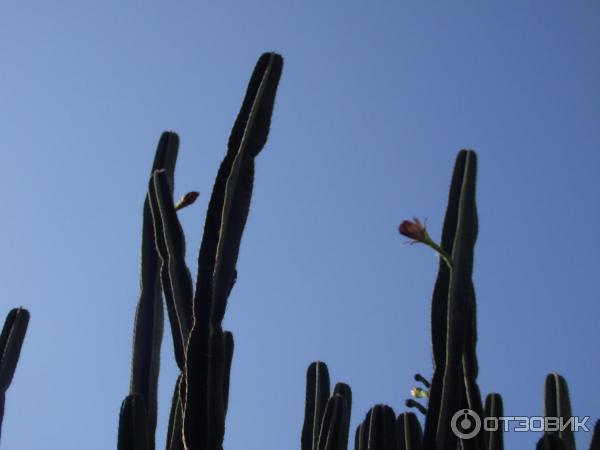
[183,51,283,450]
[302,362,352,450]
[543,374,575,450]
[0,307,29,442]
[119,51,283,450]
[397,412,423,450]
[414,150,482,450]
[483,393,504,450]
[589,421,600,450]
[300,150,596,450]
[123,132,179,450]
[0,48,594,450]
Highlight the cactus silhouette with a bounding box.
[0,54,597,450]
[119,51,283,450]
[301,362,352,450]
[0,307,29,441]
[298,151,598,450]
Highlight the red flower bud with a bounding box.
[398,217,452,268]
[398,218,427,243]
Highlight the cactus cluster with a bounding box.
[0,53,598,450]
[299,152,599,450]
[118,52,283,450]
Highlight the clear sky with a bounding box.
[0,2,598,450]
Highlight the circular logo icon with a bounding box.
[451,409,481,440]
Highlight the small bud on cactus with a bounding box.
[399,218,428,243]
[175,191,200,211]
[410,387,429,398]
[399,217,453,269]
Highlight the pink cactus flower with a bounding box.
[398,217,453,268]
[399,218,427,243]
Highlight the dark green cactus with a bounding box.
[354,416,365,450]
[589,420,600,450]
[165,374,184,450]
[405,399,427,416]
[544,374,575,450]
[537,434,568,450]
[126,132,178,450]
[119,51,283,450]
[414,374,431,390]
[148,167,194,367]
[397,412,423,450]
[300,150,596,450]
[182,51,283,450]
[333,383,353,450]
[118,394,150,450]
[483,393,504,450]
[0,47,594,450]
[302,362,332,450]
[318,394,347,450]
[422,150,471,450]
[0,307,29,441]
[302,362,352,450]
[355,405,397,450]
[434,151,480,450]
[397,150,482,450]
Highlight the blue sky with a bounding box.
[0,2,599,449]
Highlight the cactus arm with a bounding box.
[222,331,234,416]
[128,132,178,450]
[149,131,179,184]
[366,406,382,450]
[380,406,398,450]
[118,394,150,450]
[458,295,484,450]
[149,169,194,369]
[354,424,362,450]
[165,374,184,450]
[332,383,352,450]
[364,405,397,450]
[317,395,348,450]
[423,150,467,450]
[0,308,29,391]
[483,393,504,450]
[461,281,482,411]
[302,362,331,450]
[206,327,227,450]
[406,399,428,416]
[0,307,29,441]
[183,52,283,450]
[430,151,468,367]
[356,410,371,450]
[589,420,600,450]
[414,374,431,389]
[435,150,478,450]
[537,434,568,450]
[397,412,423,450]
[128,285,162,450]
[544,373,575,450]
[210,51,283,325]
[191,52,283,323]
